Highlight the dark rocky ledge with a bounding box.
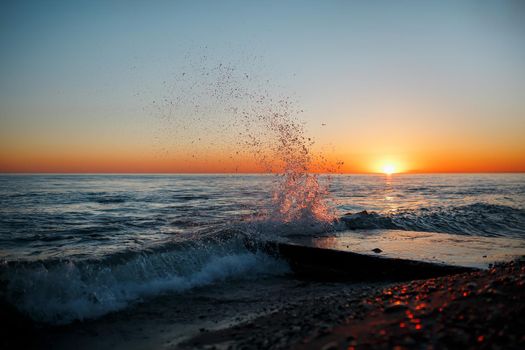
[247,239,478,281]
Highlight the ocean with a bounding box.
[1,173,524,324]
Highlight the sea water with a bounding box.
[0,173,524,324]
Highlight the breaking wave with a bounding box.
[340,203,525,237]
[0,236,288,324]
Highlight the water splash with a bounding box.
[153,58,338,229]
[230,94,335,224]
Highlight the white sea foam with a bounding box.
[3,245,288,324]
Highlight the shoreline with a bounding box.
[1,277,390,350]
[184,260,525,349]
[2,260,524,349]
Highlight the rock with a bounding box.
[466,282,478,290]
[403,336,416,346]
[384,303,409,313]
[372,248,382,254]
[321,341,339,350]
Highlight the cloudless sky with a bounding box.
[1,0,524,173]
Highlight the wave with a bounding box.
[340,203,525,237]
[0,235,288,325]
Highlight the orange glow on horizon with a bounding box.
[1,148,524,174]
[1,134,524,174]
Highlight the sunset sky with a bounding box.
[1,0,524,173]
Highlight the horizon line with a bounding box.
[1,171,524,175]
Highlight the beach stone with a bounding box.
[466,282,478,290]
[403,336,416,346]
[321,341,339,350]
[384,303,408,313]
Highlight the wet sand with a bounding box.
[1,276,389,350]
[184,260,525,349]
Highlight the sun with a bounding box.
[382,164,396,175]
[373,159,405,175]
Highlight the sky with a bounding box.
[1,0,524,173]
